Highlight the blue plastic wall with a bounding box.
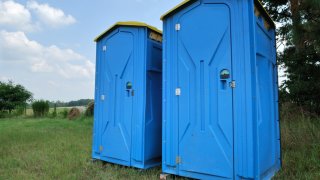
[92,26,162,169]
[254,10,281,179]
[162,0,280,179]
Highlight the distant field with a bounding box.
[25,106,86,116]
[0,105,319,179]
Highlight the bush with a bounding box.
[14,105,26,116]
[0,111,9,118]
[51,104,57,118]
[59,108,68,118]
[68,107,81,120]
[32,100,49,117]
[85,101,94,117]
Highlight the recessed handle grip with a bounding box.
[126,81,132,90]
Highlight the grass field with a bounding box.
[0,105,319,179]
[0,117,170,180]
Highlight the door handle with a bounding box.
[220,69,230,90]
[126,81,133,97]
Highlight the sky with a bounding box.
[0,0,182,101]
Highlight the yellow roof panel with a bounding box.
[94,21,162,42]
[160,0,193,20]
[160,0,275,28]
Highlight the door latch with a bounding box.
[126,82,133,97]
[175,88,181,96]
[176,156,181,164]
[230,81,236,88]
[175,24,181,31]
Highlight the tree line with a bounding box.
[262,0,320,114]
[0,81,93,114]
[47,99,93,108]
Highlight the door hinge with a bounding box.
[230,80,236,88]
[176,156,181,164]
[99,146,103,152]
[102,45,107,51]
[175,88,181,96]
[175,23,180,31]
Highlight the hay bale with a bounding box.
[85,101,94,117]
[67,107,81,120]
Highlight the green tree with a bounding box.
[262,0,320,114]
[0,81,33,113]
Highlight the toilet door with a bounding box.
[101,28,134,164]
[176,3,234,178]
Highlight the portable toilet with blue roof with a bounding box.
[92,22,163,169]
[161,0,281,179]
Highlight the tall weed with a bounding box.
[275,103,320,179]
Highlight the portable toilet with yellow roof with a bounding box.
[161,0,281,179]
[92,22,163,169]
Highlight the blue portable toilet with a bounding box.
[161,0,281,179]
[92,22,163,169]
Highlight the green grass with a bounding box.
[0,104,319,179]
[274,104,320,179]
[0,117,165,180]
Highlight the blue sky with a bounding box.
[0,0,182,101]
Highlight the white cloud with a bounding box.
[0,30,94,79]
[0,30,94,100]
[0,1,87,101]
[0,76,12,81]
[0,0,76,31]
[0,30,42,61]
[0,0,35,31]
[27,1,76,28]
